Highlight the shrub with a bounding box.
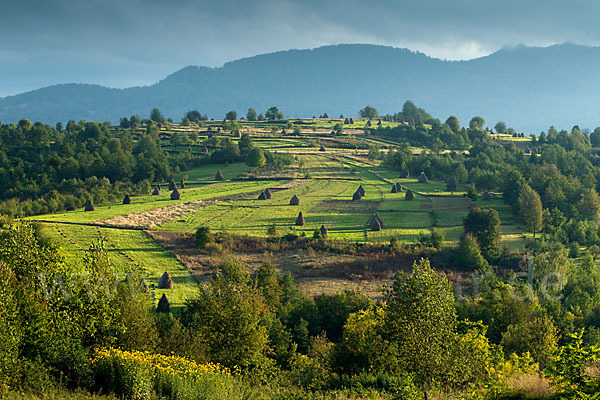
[90,348,242,400]
[195,226,212,248]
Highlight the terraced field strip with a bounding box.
[41,223,197,311]
[26,180,287,224]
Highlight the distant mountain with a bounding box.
[1,43,599,133]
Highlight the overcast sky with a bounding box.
[1,0,599,97]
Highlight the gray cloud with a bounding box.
[1,0,599,96]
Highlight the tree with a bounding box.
[494,121,507,134]
[245,147,266,168]
[265,106,283,121]
[129,114,140,128]
[501,315,558,366]
[469,116,485,131]
[463,206,502,261]
[246,108,257,121]
[55,122,63,131]
[578,188,600,221]
[445,116,460,133]
[385,259,488,393]
[455,163,468,184]
[150,108,165,124]
[455,234,488,271]
[119,117,130,129]
[185,110,206,123]
[225,110,237,121]
[182,260,272,370]
[590,127,600,148]
[359,106,378,119]
[519,185,543,236]
[238,133,253,155]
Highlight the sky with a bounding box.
[1,0,599,97]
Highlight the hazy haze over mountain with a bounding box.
[1,43,599,134]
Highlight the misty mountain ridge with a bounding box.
[1,43,599,133]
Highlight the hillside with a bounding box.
[1,43,600,133]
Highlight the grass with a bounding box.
[41,223,197,311]
[26,180,287,224]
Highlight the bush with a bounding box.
[195,226,212,248]
[90,348,243,400]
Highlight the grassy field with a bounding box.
[41,223,197,311]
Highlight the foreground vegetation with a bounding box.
[4,103,600,398]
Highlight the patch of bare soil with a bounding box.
[147,230,429,297]
[99,200,217,229]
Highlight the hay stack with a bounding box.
[366,120,372,127]
[258,192,267,200]
[295,212,305,226]
[84,199,95,211]
[168,180,176,191]
[123,194,131,204]
[215,170,224,181]
[396,182,402,192]
[319,225,328,237]
[319,146,326,152]
[264,188,272,199]
[377,120,382,126]
[405,190,414,200]
[371,218,382,231]
[344,118,350,124]
[482,191,492,201]
[170,188,181,200]
[153,186,161,196]
[217,127,222,133]
[358,185,366,196]
[418,172,428,183]
[349,118,354,124]
[290,195,300,205]
[157,294,171,313]
[352,190,362,201]
[235,129,241,138]
[391,184,398,193]
[281,129,287,135]
[373,213,384,227]
[158,271,174,289]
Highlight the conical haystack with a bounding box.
[418,172,428,183]
[349,118,354,124]
[123,194,131,204]
[180,179,185,189]
[319,146,326,152]
[405,190,414,201]
[366,120,372,127]
[391,184,398,193]
[84,199,95,211]
[373,213,384,227]
[158,271,174,289]
[319,225,328,237]
[482,191,492,201]
[357,185,366,196]
[168,180,176,191]
[157,294,171,313]
[264,188,272,199]
[153,186,161,195]
[352,190,362,201]
[235,129,241,138]
[215,170,224,181]
[295,212,305,226]
[258,191,267,200]
[371,218,382,231]
[395,182,402,192]
[170,188,181,200]
[290,195,300,205]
